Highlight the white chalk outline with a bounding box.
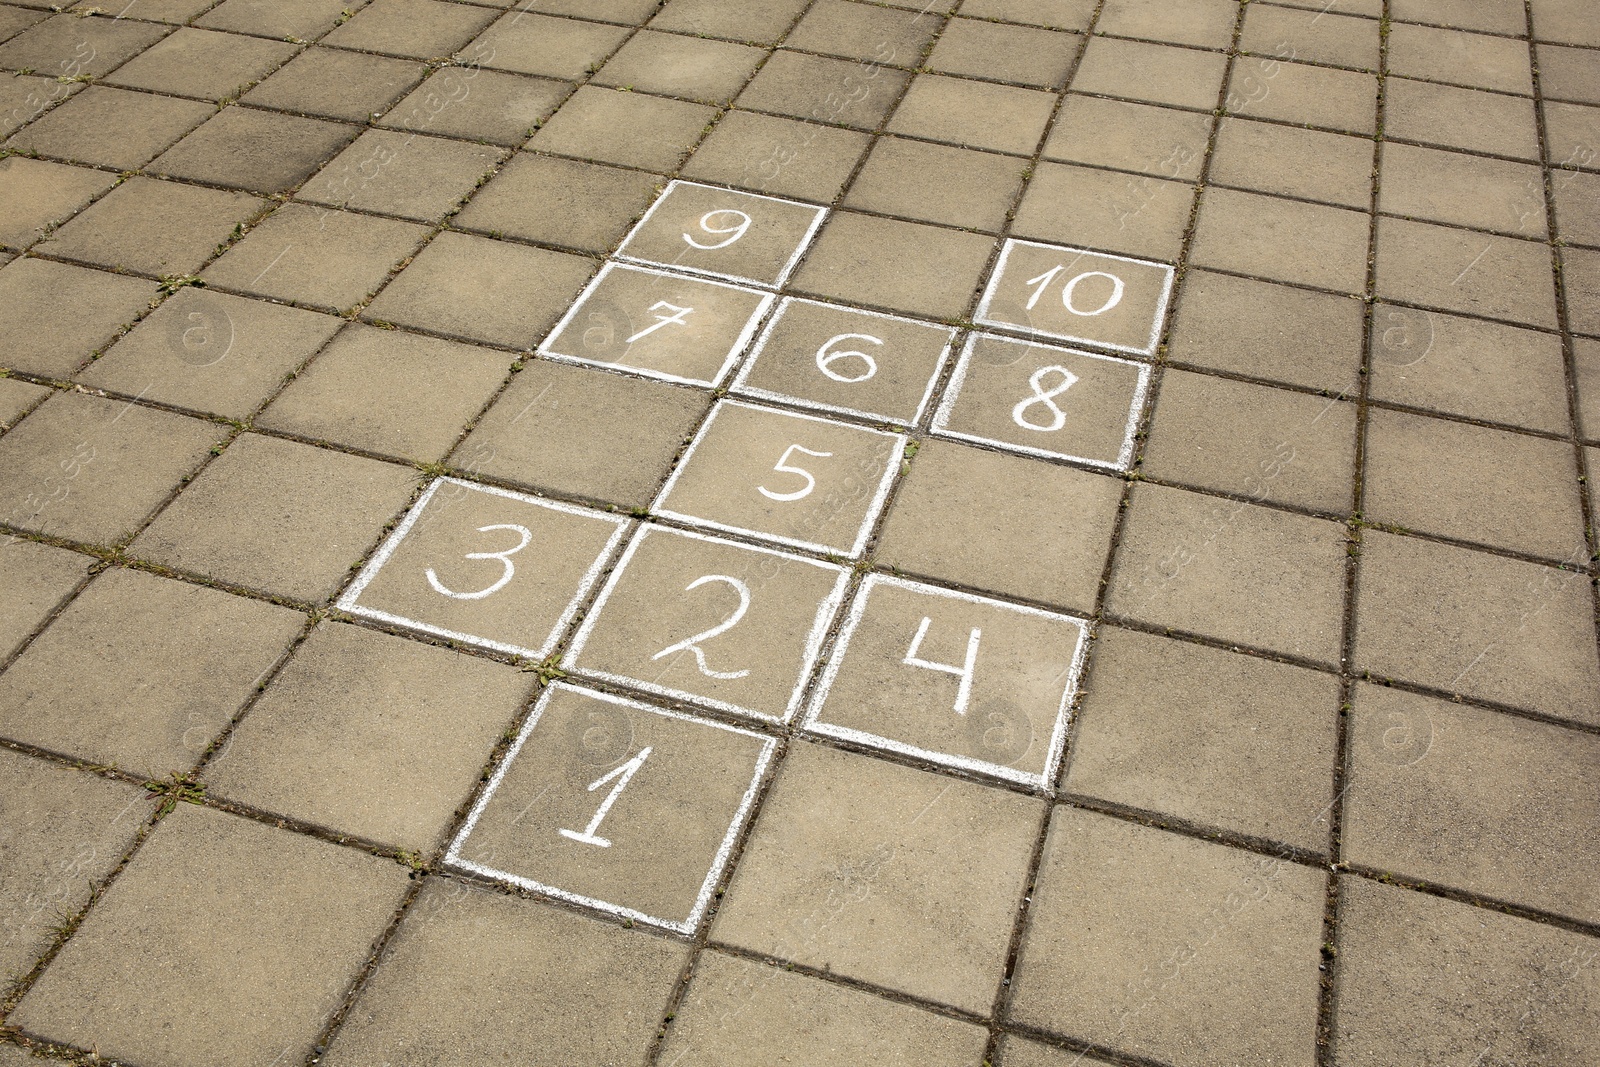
[537,261,777,388]
[931,332,1152,473]
[802,574,1090,792]
[651,399,907,559]
[444,682,778,936]
[337,477,630,660]
[566,524,852,725]
[614,179,829,290]
[975,238,1175,356]
[729,297,957,427]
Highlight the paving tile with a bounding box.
[0,156,114,251]
[0,377,50,430]
[0,75,80,139]
[1097,0,1236,49]
[1347,683,1600,922]
[242,47,426,123]
[12,803,411,1067]
[377,67,569,146]
[1144,370,1357,514]
[322,0,497,59]
[716,741,1040,1012]
[1167,270,1366,393]
[150,107,360,195]
[297,130,504,222]
[209,622,530,849]
[1240,4,1380,69]
[130,433,418,602]
[472,11,630,79]
[1532,0,1600,45]
[1192,187,1370,295]
[0,566,302,775]
[0,391,221,546]
[784,0,938,65]
[887,73,1055,155]
[69,0,217,20]
[1013,160,1193,262]
[1579,339,1600,440]
[100,27,294,101]
[1354,531,1600,724]
[325,881,684,1066]
[1390,0,1528,35]
[591,30,764,105]
[790,210,993,320]
[1210,118,1373,210]
[365,231,595,348]
[0,257,159,378]
[927,18,1077,89]
[736,50,908,131]
[529,84,716,171]
[956,0,1096,29]
[1011,807,1326,1067]
[998,1036,1120,1066]
[661,950,991,1066]
[195,0,354,40]
[1539,42,1600,104]
[257,324,510,462]
[41,176,264,278]
[977,238,1177,352]
[78,288,343,421]
[1368,305,1572,434]
[1375,217,1558,330]
[1388,23,1533,95]
[0,538,89,660]
[534,0,663,23]
[1364,408,1586,559]
[1226,57,1376,134]
[681,110,870,202]
[1107,482,1349,664]
[4,85,212,170]
[0,748,149,979]
[1554,169,1600,246]
[1067,626,1340,851]
[1335,878,1600,1066]
[1379,141,1546,237]
[454,359,710,507]
[1548,101,1600,167]
[1071,36,1229,111]
[1569,246,1600,337]
[877,440,1119,612]
[845,136,1027,231]
[0,7,47,45]
[454,156,648,258]
[1262,0,1384,15]
[649,0,812,43]
[615,180,825,288]
[1385,77,1540,159]
[204,203,429,312]
[0,15,169,79]
[1042,95,1210,180]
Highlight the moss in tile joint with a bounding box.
[145,772,207,816]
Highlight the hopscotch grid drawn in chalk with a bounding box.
[930,332,1152,473]
[650,399,907,559]
[566,524,853,725]
[801,574,1090,792]
[613,179,829,290]
[974,238,1175,357]
[536,261,777,388]
[728,296,958,427]
[444,682,778,935]
[337,477,631,660]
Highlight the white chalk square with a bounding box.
[337,477,629,660]
[538,262,775,387]
[615,179,828,289]
[803,574,1089,791]
[976,239,1174,356]
[932,332,1151,472]
[445,683,777,935]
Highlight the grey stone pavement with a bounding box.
[0,0,1598,1063]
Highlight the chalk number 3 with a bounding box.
[426,523,532,600]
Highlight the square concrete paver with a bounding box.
[472,11,630,80]
[1107,481,1349,664]
[928,18,1078,89]
[681,110,871,203]
[1013,161,1195,263]
[1388,23,1534,95]
[0,257,158,378]
[1553,169,1600,246]
[241,48,426,123]
[100,27,295,102]
[1346,683,1600,923]
[0,567,302,777]
[593,30,765,104]
[11,803,411,1067]
[1545,101,1600,172]
[0,391,222,546]
[1385,77,1540,160]
[789,211,994,320]
[615,180,826,288]
[376,68,570,146]
[1578,339,1600,440]
[1227,59,1376,135]
[130,433,418,602]
[846,137,1028,232]
[0,157,115,252]
[452,359,710,508]
[322,0,497,59]
[1192,187,1370,294]
[1380,141,1546,237]
[1540,42,1600,105]
[1098,0,1237,48]
[4,85,212,171]
[1071,35,1228,111]
[998,1036,1120,1066]
[1565,245,1600,337]
[717,741,1041,1012]
[208,622,532,850]
[649,0,809,39]
[1067,626,1340,851]
[1354,531,1600,725]
[0,749,149,979]
[735,50,908,131]
[1240,4,1379,69]
[1042,95,1211,180]
[887,74,1056,156]
[660,950,991,1066]
[295,130,504,222]
[956,0,1096,28]
[78,288,344,421]
[151,108,361,195]
[0,378,49,430]
[0,16,169,80]
[454,154,661,253]
[530,84,716,171]
[567,525,848,724]
[324,881,686,1067]
[1390,0,1527,34]
[1210,118,1374,210]
[196,0,359,41]
[0,76,80,140]
[42,176,264,278]
[977,239,1175,354]
[0,538,88,661]
[1376,216,1558,329]
[1335,878,1600,1066]
[784,0,937,64]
